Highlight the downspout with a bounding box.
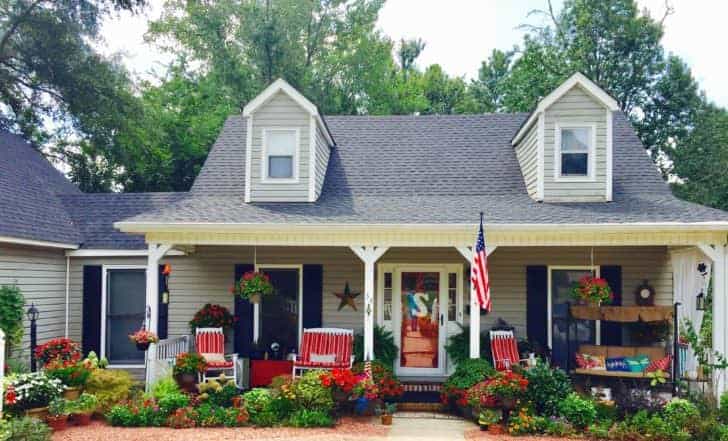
[65,255,70,338]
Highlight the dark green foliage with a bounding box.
[242,388,277,427]
[0,285,25,354]
[557,392,596,429]
[107,401,167,427]
[523,363,572,416]
[442,358,495,391]
[444,325,491,366]
[4,416,52,441]
[286,409,335,428]
[354,325,397,369]
[157,392,190,415]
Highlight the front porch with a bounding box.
[99,224,727,392]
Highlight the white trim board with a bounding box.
[66,249,185,257]
[101,264,147,368]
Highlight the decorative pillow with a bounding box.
[201,353,226,363]
[310,353,336,364]
[606,357,629,372]
[575,353,606,370]
[575,353,588,369]
[625,355,650,372]
[645,355,671,373]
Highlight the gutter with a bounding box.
[0,236,79,250]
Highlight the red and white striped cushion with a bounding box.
[296,329,353,367]
[645,355,671,373]
[491,333,520,371]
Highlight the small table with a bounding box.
[250,359,293,387]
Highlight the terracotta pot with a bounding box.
[175,373,198,393]
[25,406,49,420]
[63,386,82,400]
[381,414,393,426]
[46,415,68,431]
[249,293,261,304]
[136,341,151,351]
[488,424,505,435]
[73,413,92,426]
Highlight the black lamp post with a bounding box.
[696,263,708,312]
[27,303,39,372]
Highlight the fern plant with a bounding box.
[353,325,397,369]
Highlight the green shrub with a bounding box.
[353,325,397,368]
[0,285,25,354]
[291,370,334,412]
[523,363,572,416]
[85,368,135,412]
[720,392,728,423]
[4,417,51,441]
[612,410,679,441]
[557,392,596,429]
[151,376,180,399]
[243,388,278,427]
[444,325,490,366]
[594,401,619,426]
[198,375,239,407]
[158,392,190,415]
[287,409,334,427]
[663,398,700,432]
[106,400,167,427]
[444,358,495,390]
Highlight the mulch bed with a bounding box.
[52,417,389,441]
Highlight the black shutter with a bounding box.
[82,266,102,356]
[158,264,169,340]
[526,266,548,349]
[600,266,623,345]
[234,264,254,357]
[302,265,323,329]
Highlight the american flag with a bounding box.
[471,213,491,312]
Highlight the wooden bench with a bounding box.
[572,344,668,379]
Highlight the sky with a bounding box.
[99,0,728,108]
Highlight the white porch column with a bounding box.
[350,246,389,361]
[145,243,172,390]
[457,245,497,359]
[698,243,728,396]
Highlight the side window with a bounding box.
[558,126,592,178]
[264,129,297,180]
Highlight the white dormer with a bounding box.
[243,79,334,202]
[512,73,620,202]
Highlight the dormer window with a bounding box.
[263,128,298,181]
[556,124,595,180]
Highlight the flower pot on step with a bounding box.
[63,386,81,400]
[381,415,393,425]
[46,415,68,431]
[73,413,92,426]
[25,406,49,420]
[175,373,198,393]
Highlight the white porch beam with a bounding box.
[456,245,497,359]
[711,244,728,396]
[145,243,172,390]
[350,246,389,361]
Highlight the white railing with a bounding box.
[146,335,190,389]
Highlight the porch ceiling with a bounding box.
[128,223,728,248]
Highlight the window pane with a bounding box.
[268,156,293,178]
[448,273,457,321]
[266,131,296,155]
[106,269,146,364]
[561,153,588,176]
[551,269,595,370]
[260,269,299,355]
[383,272,392,321]
[561,128,590,152]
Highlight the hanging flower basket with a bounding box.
[571,276,613,306]
[129,329,159,350]
[231,271,274,304]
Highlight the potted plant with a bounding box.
[70,393,98,425]
[35,338,83,367]
[128,328,159,351]
[478,408,503,431]
[45,358,92,399]
[4,372,64,418]
[571,275,613,306]
[46,397,69,431]
[189,304,235,336]
[376,402,397,425]
[485,371,528,411]
[232,271,274,304]
[173,352,207,392]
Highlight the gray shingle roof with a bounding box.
[59,193,186,249]
[0,132,82,245]
[132,111,728,226]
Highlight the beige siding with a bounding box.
[249,91,311,202]
[514,124,539,199]
[67,246,672,353]
[314,125,331,200]
[0,244,68,361]
[543,86,608,202]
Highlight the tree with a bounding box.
[671,104,728,210]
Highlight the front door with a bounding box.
[393,268,448,376]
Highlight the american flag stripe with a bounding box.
[471,215,491,312]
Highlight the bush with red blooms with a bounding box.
[189,303,235,332]
[473,371,529,406]
[35,338,82,366]
[571,275,613,305]
[352,361,404,399]
[319,368,379,401]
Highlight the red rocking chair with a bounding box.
[292,328,354,377]
[195,327,238,384]
[490,330,528,371]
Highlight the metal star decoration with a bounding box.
[334,282,360,311]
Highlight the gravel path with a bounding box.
[52,418,389,441]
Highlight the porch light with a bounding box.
[696,290,706,311]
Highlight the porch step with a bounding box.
[396,382,443,404]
